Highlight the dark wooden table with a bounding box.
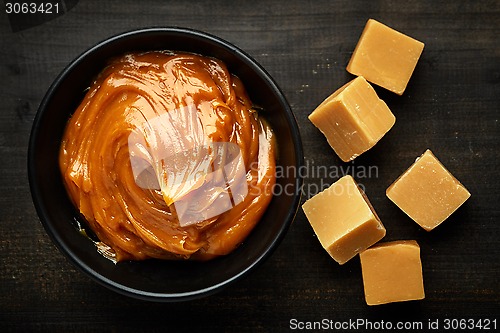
[1,1,499,331]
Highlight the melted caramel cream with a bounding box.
[59,51,276,261]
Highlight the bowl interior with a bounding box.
[28,28,303,301]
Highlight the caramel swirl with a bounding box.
[59,51,276,261]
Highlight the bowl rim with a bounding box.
[28,27,304,301]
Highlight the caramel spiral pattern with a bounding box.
[59,52,276,261]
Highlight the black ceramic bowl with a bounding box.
[28,28,303,301]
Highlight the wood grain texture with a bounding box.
[1,0,499,331]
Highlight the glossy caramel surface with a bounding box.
[59,51,276,261]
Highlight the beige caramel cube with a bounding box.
[386,149,471,231]
[360,240,425,305]
[347,19,425,95]
[302,175,386,264]
[308,76,395,162]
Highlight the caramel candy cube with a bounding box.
[308,76,395,162]
[302,175,386,265]
[360,240,425,305]
[347,19,424,95]
[386,149,471,231]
